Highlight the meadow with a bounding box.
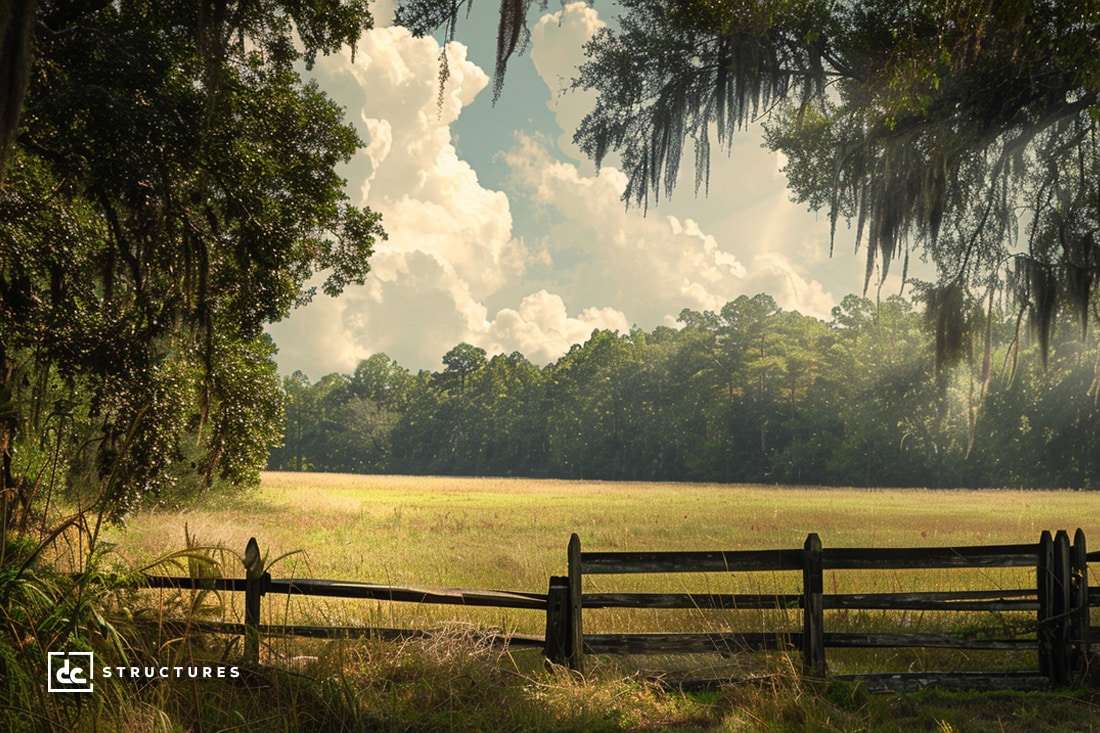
[114,472,1091,582]
[105,474,1097,671]
[85,474,1100,731]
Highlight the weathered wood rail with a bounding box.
[546,529,1091,688]
[140,540,549,653]
[136,530,1094,689]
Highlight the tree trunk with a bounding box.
[1,0,37,177]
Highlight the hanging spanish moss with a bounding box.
[493,0,535,103]
[396,0,1100,367]
[1013,257,1061,369]
[925,282,968,370]
[1064,236,1097,339]
[397,0,546,105]
[574,3,818,210]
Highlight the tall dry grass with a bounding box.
[26,473,1098,731]
[103,474,1100,673]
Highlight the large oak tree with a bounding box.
[1,0,383,530]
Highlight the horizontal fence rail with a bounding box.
[146,618,548,650]
[138,575,549,649]
[822,544,1042,568]
[579,549,805,574]
[129,528,1094,690]
[139,575,546,608]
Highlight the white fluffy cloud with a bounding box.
[503,134,751,324]
[483,290,631,363]
[267,25,637,375]
[529,3,605,165]
[268,6,848,378]
[268,28,508,374]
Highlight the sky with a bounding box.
[265,2,915,377]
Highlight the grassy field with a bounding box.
[93,473,1100,731]
[107,473,1100,639]
[113,472,1094,577]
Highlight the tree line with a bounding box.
[269,293,1100,489]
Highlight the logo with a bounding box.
[47,651,94,693]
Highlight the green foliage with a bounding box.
[0,519,143,731]
[1,6,381,724]
[1,0,382,532]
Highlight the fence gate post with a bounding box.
[544,576,571,666]
[244,537,264,664]
[1052,530,1072,685]
[1037,530,1054,679]
[1071,528,1089,675]
[568,533,584,674]
[802,533,826,678]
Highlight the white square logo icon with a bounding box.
[47,651,94,693]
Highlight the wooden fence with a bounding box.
[550,530,1091,690]
[136,531,1095,690]
[140,540,549,656]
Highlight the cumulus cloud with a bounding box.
[483,290,631,364]
[268,27,511,374]
[268,5,849,379]
[267,25,639,376]
[529,3,605,165]
[503,134,753,324]
[370,0,398,28]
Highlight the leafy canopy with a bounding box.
[1,0,382,525]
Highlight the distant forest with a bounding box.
[269,293,1100,489]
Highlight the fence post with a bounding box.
[244,537,264,664]
[1071,528,1089,675]
[802,532,826,678]
[1037,530,1054,679]
[568,533,584,674]
[1051,530,1072,685]
[544,576,571,666]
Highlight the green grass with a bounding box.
[84,473,1100,731]
[114,472,1093,580]
[108,474,1096,632]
